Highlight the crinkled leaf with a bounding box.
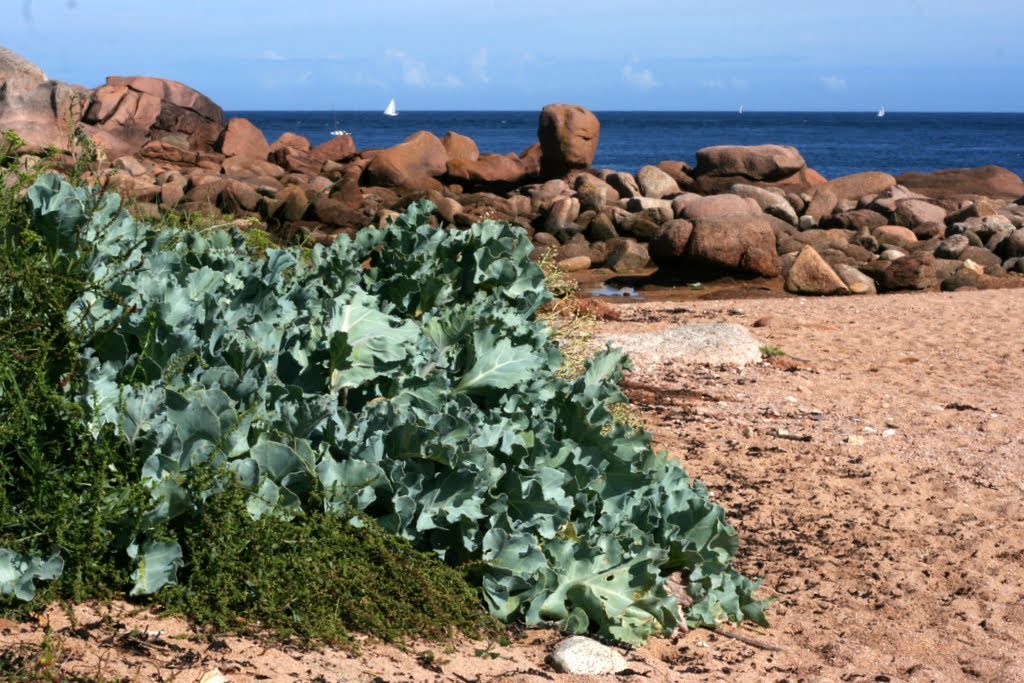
[0,549,64,601]
[128,541,183,596]
[455,329,541,394]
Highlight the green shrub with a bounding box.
[160,471,497,645]
[0,164,494,645]
[2,172,770,646]
[0,161,149,607]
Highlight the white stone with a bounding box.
[598,323,763,367]
[548,636,628,676]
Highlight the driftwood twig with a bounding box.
[704,627,784,652]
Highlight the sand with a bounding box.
[3,287,1023,682]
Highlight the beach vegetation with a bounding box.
[0,160,769,648]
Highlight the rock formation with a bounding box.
[2,46,1023,298]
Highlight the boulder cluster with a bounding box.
[4,47,1024,295]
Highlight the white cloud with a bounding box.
[471,48,490,83]
[820,75,848,91]
[385,49,462,89]
[342,72,387,89]
[698,77,750,91]
[622,64,658,89]
[261,49,286,61]
[386,49,429,86]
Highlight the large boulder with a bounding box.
[215,117,269,160]
[0,47,47,91]
[84,75,225,155]
[896,166,1024,201]
[311,134,357,163]
[362,130,448,190]
[805,171,898,219]
[694,144,806,181]
[684,214,782,277]
[0,48,88,152]
[679,194,761,220]
[441,131,479,161]
[446,153,527,190]
[689,167,825,196]
[537,104,600,177]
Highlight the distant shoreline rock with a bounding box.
[3,47,1023,296]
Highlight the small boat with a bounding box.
[384,98,398,117]
[877,106,886,117]
[738,104,743,114]
[330,108,350,136]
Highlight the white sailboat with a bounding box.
[384,98,398,117]
[330,108,349,136]
[738,104,743,114]
[877,106,886,118]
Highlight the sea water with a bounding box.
[230,110,1024,181]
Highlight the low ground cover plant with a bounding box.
[1,168,769,646]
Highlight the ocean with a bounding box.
[229,110,1024,182]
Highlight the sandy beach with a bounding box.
[4,286,1023,682]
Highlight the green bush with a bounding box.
[1,171,770,646]
[160,471,497,645]
[0,154,149,606]
[0,164,493,644]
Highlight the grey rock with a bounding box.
[950,215,1015,243]
[600,323,764,367]
[636,164,680,198]
[624,196,674,218]
[586,212,618,241]
[833,263,878,294]
[605,171,641,199]
[996,228,1024,259]
[604,237,650,273]
[731,183,799,225]
[547,636,628,676]
[574,173,618,212]
[543,196,580,233]
[934,233,970,259]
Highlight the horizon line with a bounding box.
[224,108,1024,115]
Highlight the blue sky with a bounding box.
[3,0,1023,112]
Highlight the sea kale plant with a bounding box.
[1,173,769,644]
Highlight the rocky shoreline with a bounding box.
[3,47,1024,296]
